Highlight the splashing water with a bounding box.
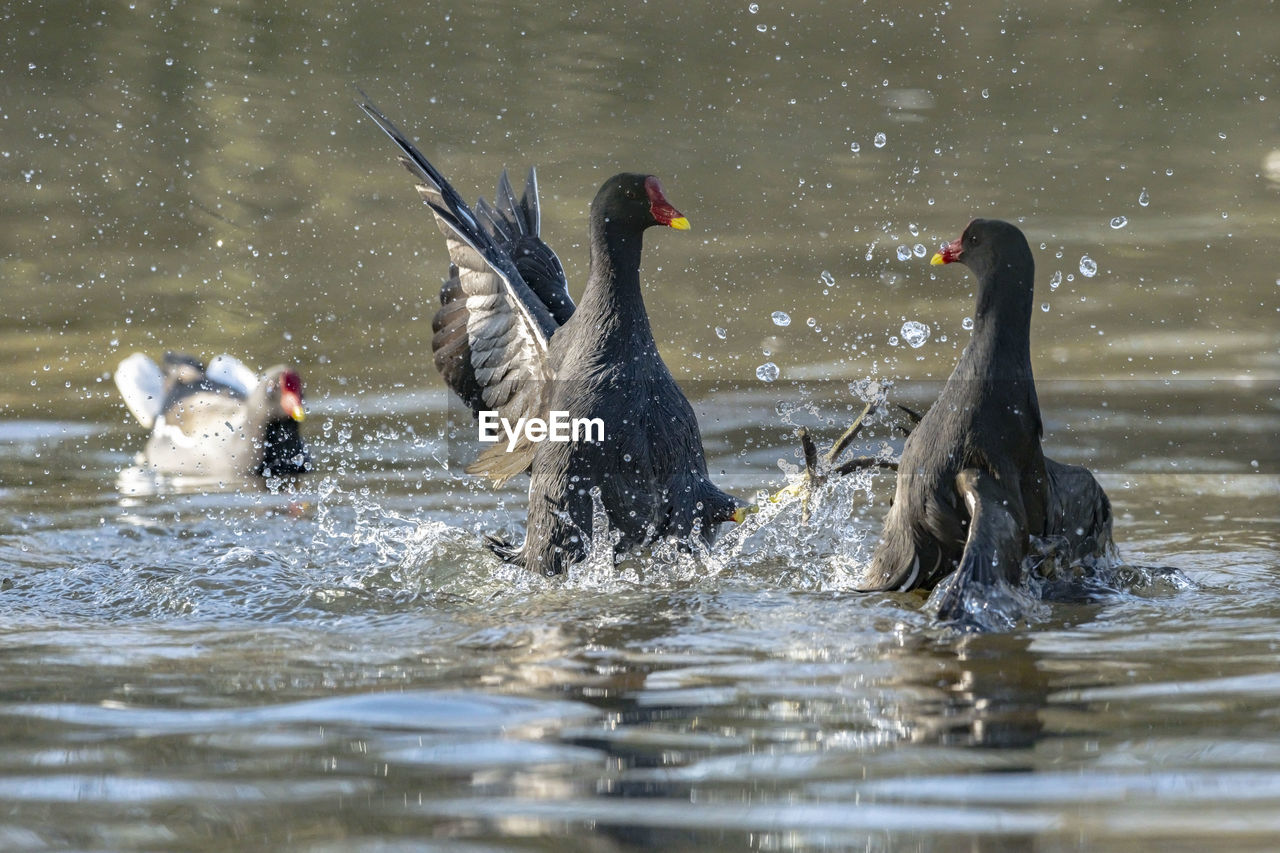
[900,320,930,348]
[755,362,780,382]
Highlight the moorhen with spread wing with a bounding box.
[359,96,745,576]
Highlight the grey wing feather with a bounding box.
[359,94,560,482]
[475,169,574,325]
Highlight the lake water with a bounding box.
[2,0,1278,849]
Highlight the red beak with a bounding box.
[931,236,964,265]
[644,176,690,230]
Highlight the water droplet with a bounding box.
[981,88,990,99]
[748,2,759,11]
[714,326,727,340]
[1079,255,1098,278]
[850,141,860,153]
[908,223,920,236]
[887,336,899,347]
[900,320,930,348]
[873,132,887,148]
[806,317,816,327]
[755,361,780,382]
[771,311,791,327]
[820,270,835,286]
[913,244,927,258]
[961,316,974,330]
[164,57,175,67]
[896,245,911,261]
[1138,188,1150,207]
[1040,302,1050,312]
[756,23,767,32]
[1109,216,1128,229]
[1218,131,1227,140]
[1049,270,1062,290]
[1165,168,1174,176]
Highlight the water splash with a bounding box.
[900,320,930,348]
[755,362,780,382]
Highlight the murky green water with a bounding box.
[2,0,1278,849]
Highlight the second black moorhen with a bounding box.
[359,96,745,576]
[863,218,1114,624]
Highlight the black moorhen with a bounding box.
[863,219,1113,624]
[359,96,745,576]
[114,352,310,478]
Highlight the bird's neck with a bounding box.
[965,267,1035,382]
[578,221,655,347]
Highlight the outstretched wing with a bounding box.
[475,169,574,325]
[206,354,259,397]
[114,353,166,429]
[358,95,561,482]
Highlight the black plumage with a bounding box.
[864,219,1113,622]
[359,97,744,575]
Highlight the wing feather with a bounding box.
[114,353,166,429]
[359,94,564,482]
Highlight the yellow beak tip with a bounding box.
[668,216,691,231]
[930,253,946,266]
[731,505,758,524]
[291,406,306,422]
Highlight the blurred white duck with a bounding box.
[114,352,311,479]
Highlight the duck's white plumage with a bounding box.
[113,352,311,479]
